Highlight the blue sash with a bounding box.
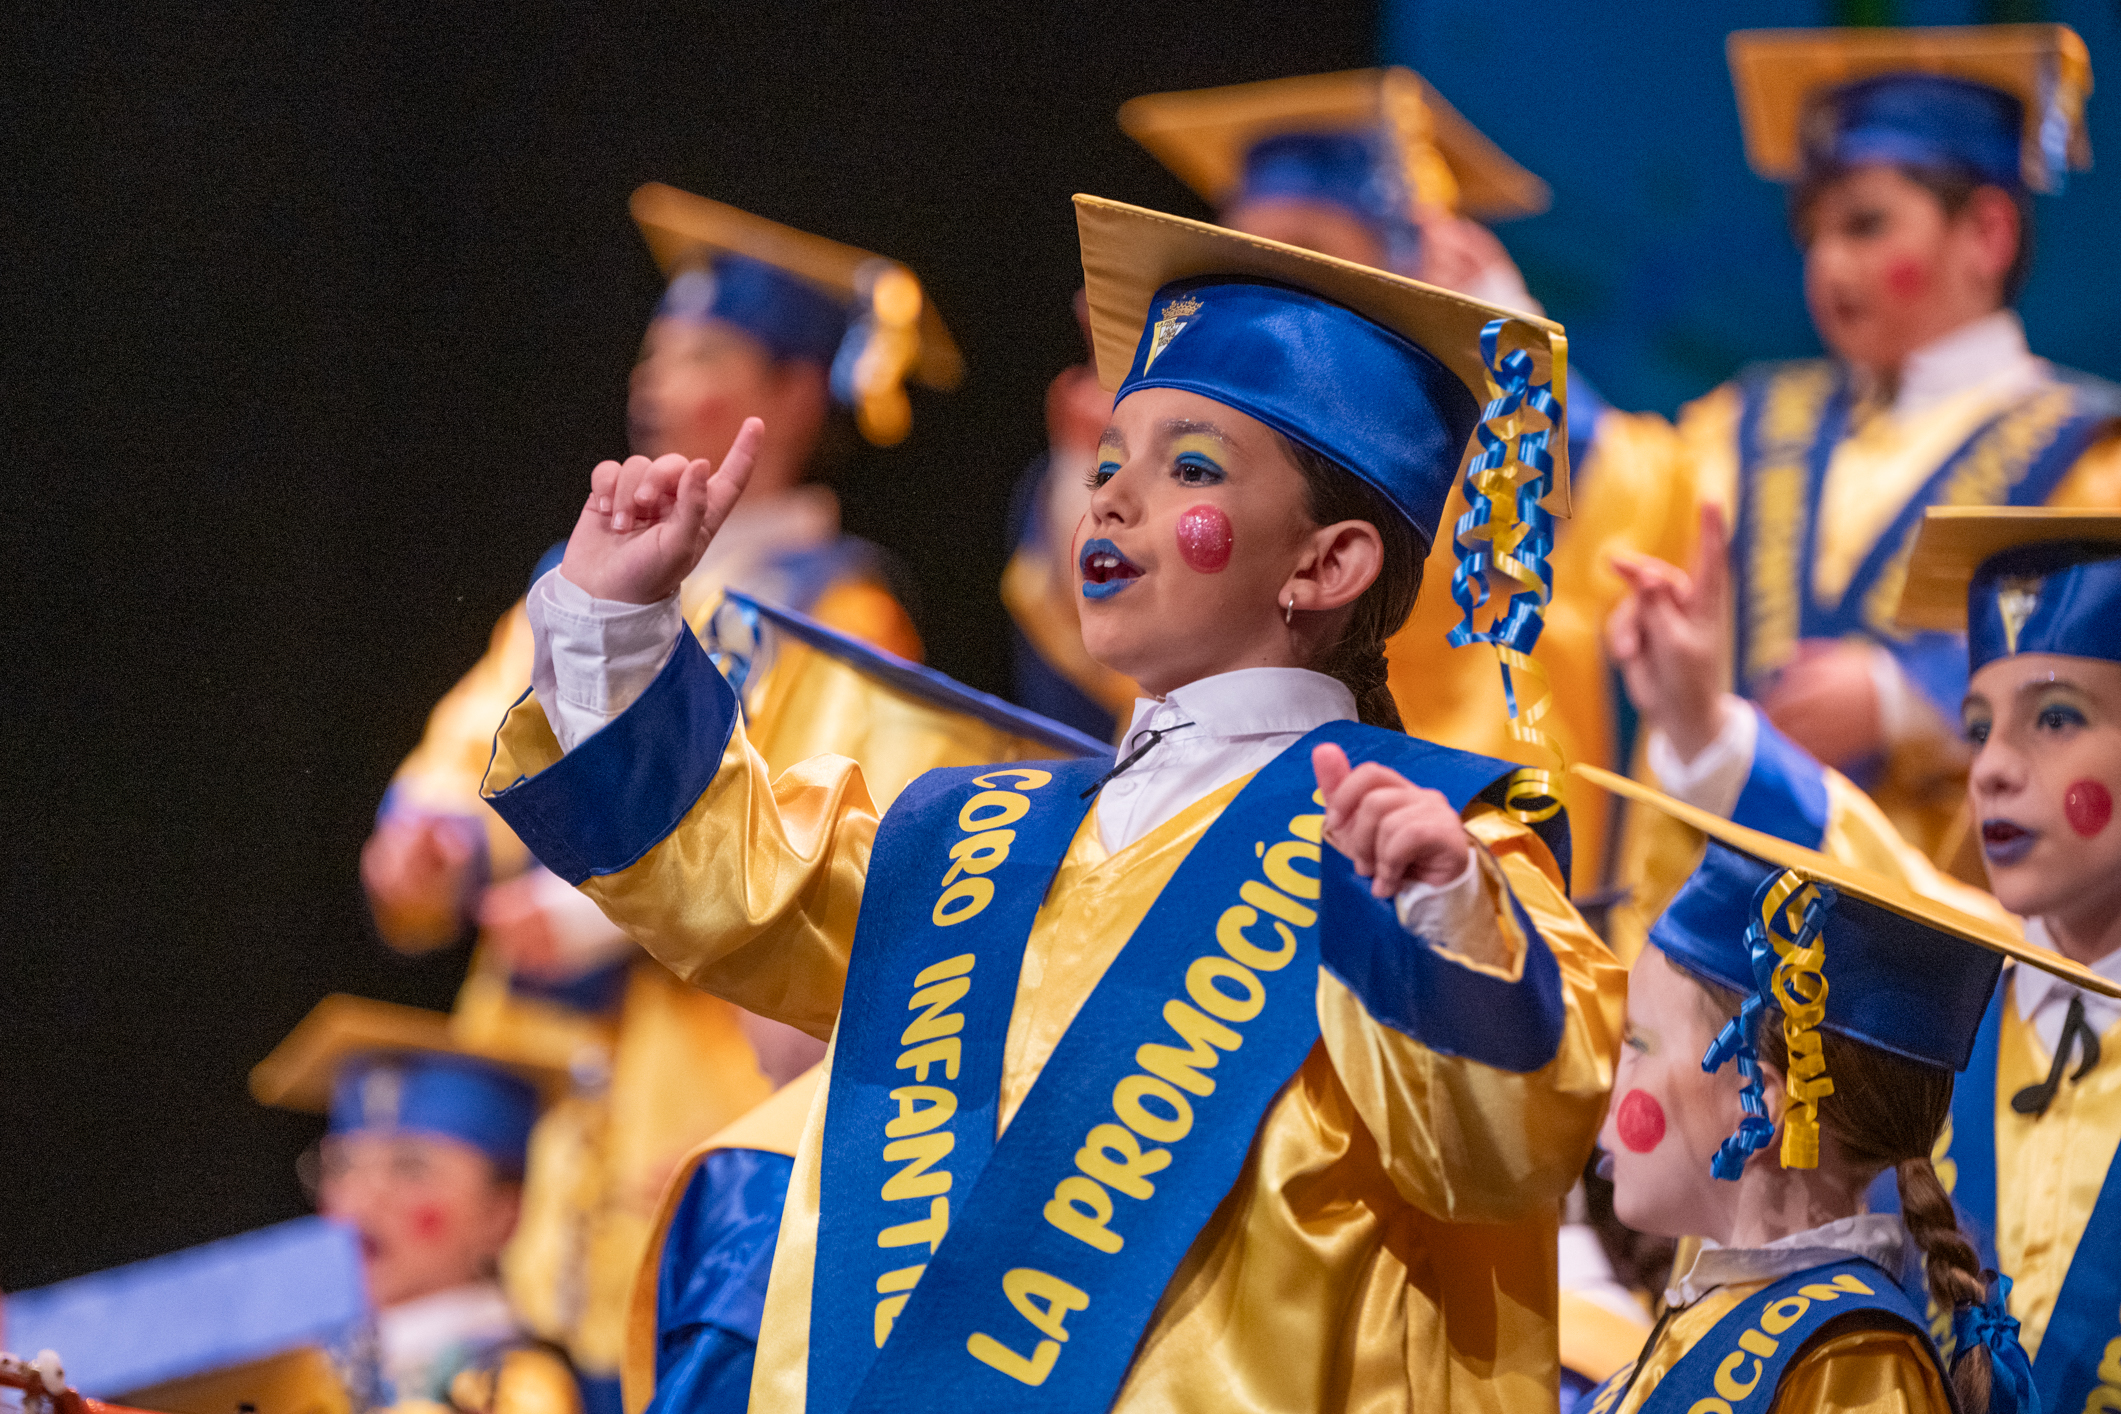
[1899,972,2121,1413]
[809,723,1542,1414]
[1729,363,2116,718]
[1584,1260,1935,1414]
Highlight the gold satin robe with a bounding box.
[483,689,1627,1413]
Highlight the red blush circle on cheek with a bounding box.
[1615,1089,1667,1154]
[411,1204,448,1242]
[1885,258,1931,302]
[1175,503,1233,573]
[2066,779,2113,838]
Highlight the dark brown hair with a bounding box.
[1688,971,1994,1414]
[1791,162,2036,306]
[1280,435,1424,731]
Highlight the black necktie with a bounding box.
[2011,993,2103,1118]
[1078,722,1196,800]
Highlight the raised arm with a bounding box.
[480,423,876,1037]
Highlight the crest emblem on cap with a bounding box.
[1144,296,1202,369]
[361,1064,405,1129]
[1998,575,2044,655]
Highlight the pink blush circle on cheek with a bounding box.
[1175,504,1233,573]
[1615,1089,1666,1154]
[2067,779,2113,838]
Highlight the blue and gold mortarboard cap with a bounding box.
[629,183,965,446]
[1117,68,1549,227]
[1728,25,2092,193]
[1075,194,1569,549]
[1896,507,2121,672]
[251,994,575,1174]
[1576,763,2118,1177]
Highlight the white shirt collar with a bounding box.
[1666,1213,1906,1309]
[1096,667,1354,856]
[2013,917,2121,1022]
[1122,667,1356,749]
[378,1280,519,1399]
[1890,309,2043,419]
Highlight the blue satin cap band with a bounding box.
[1238,132,1401,236]
[1650,840,2003,1073]
[1114,276,1479,546]
[656,253,852,367]
[329,1052,540,1174]
[1968,541,2121,671]
[1806,73,2027,189]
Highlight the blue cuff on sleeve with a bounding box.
[1317,847,1565,1073]
[1730,714,1831,851]
[485,629,738,886]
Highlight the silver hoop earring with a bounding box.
[1283,594,1295,627]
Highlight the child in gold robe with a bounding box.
[480,199,1625,1411]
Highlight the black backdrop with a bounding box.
[2,2,1372,1289]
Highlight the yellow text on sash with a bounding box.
[871,768,1054,1349]
[964,798,1324,1386]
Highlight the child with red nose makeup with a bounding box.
[1576,24,2121,917]
[475,197,1625,1413]
[1575,767,2114,1414]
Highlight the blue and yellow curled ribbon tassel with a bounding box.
[1700,869,1837,1179]
[1448,319,1566,823]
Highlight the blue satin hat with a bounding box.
[1577,764,2118,1176]
[1117,68,1549,239]
[656,255,854,368]
[1074,195,1569,548]
[1238,131,1410,247]
[252,994,573,1176]
[1896,507,2121,672]
[328,1053,540,1173]
[629,182,965,445]
[1728,26,2093,194]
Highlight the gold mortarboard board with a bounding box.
[1072,193,1569,518]
[1896,506,2121,632]
[1573,762,2121,999]
[249,993,575,1114]
[1727,25,2092,191]
[630,183,963,446]
[1116,68,1550,222]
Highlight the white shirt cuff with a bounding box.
[1646,696,1758,820]
[1394,844,1506,964]
[527,567,685,753]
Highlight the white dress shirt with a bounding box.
[1666,1213,1907,1309]
[526,573,1499,949]
[378,1280,520,1401]
[2016,917,2121,1059]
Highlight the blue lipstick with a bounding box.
[1079,538,1143,600]
[1981,818,2038,866]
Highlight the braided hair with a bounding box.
[1280,435,1423,731]
[1753,1021,1993,1413]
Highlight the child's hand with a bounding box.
[1312,743,1473,898]
[560,418,763,604]
[1606,503,1731,761]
